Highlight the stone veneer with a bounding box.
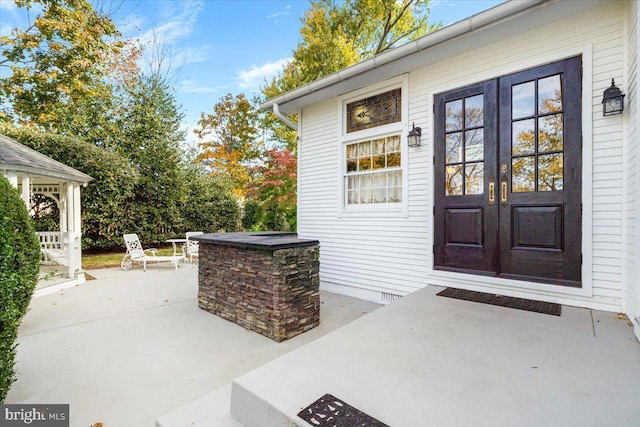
[196,233,320,342]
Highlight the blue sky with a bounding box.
[0,0,504,143]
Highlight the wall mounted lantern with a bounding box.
[407,123,422,147]
[602,78,625,116]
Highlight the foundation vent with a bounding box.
[381,292,403,305]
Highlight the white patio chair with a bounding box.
[185,231,203,263]
[121,233,184,271]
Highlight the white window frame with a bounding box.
[337,75,409,217]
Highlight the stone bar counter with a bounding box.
[193,232,320,342]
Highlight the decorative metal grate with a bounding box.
[298,393,389,427]
[346,88,401,133]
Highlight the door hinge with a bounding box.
[433,205,435,215]
[433,155,435,165]
[433,244,436,254]
[433,103,436,114]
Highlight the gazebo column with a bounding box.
[73,185,82,272]
[21,176,30,208]
[66,183,76,278]
[5,170,18,188]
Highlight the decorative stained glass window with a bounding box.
[346,88,401,133]
[345,135,402,205]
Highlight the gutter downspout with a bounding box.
[272,103,297,130]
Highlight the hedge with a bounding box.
[0,175,41,402]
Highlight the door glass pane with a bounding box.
[445,99,463,131]
[446,132,463,163]
[446,164,463,195]
[465,162,484,195]
[465,94,484,127]
[512,156,535,192]
[512,119,535,155]
[538,153,563,191]
[512,81,535,119]
[538,114,563,152]
[538,74,562,114]
[465,129,484,161]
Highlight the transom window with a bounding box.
[345,135,402,205]
[346,88,401,133]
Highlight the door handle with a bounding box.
[501,179,508,205]
[489,178,495,205]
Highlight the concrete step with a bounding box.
[155,383,244,427]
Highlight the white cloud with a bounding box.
[0,0,17,12]
[137,0,205,46]
[267,5,291,23]
[236,58,292,90]
[182,46,210,64]
[177,79,226,94]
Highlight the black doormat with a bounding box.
[298,393,389,427]
[436,287,561,316]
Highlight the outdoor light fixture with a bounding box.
[407,122,422,147]
[602,78,625,116]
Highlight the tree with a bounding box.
[195,93,262,198]
[0,0,138,128]
[246,148,297,231]
[180,161,240,233]
[261,0,440,150]
[114,73,186,244]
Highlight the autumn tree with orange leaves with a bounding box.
[195,93,262,198]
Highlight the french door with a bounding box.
[434,56,582,287]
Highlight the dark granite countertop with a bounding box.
[192,232,319,250]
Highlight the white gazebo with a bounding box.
[0,134,92,287]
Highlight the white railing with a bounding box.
[36,232,61,264]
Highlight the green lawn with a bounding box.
[83,246,176,270]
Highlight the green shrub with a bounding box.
[180,168,240,235]
[241,198,262,231]
[0,175,40,402]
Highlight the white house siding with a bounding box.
[624,0,640,339]
[298,2,629,311]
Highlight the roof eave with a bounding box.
[1,163,94,183]
[260,0,549,114]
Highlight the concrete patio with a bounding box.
[7,263,640,426]
[6,264,380,427]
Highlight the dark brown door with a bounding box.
[434,56,582,287]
